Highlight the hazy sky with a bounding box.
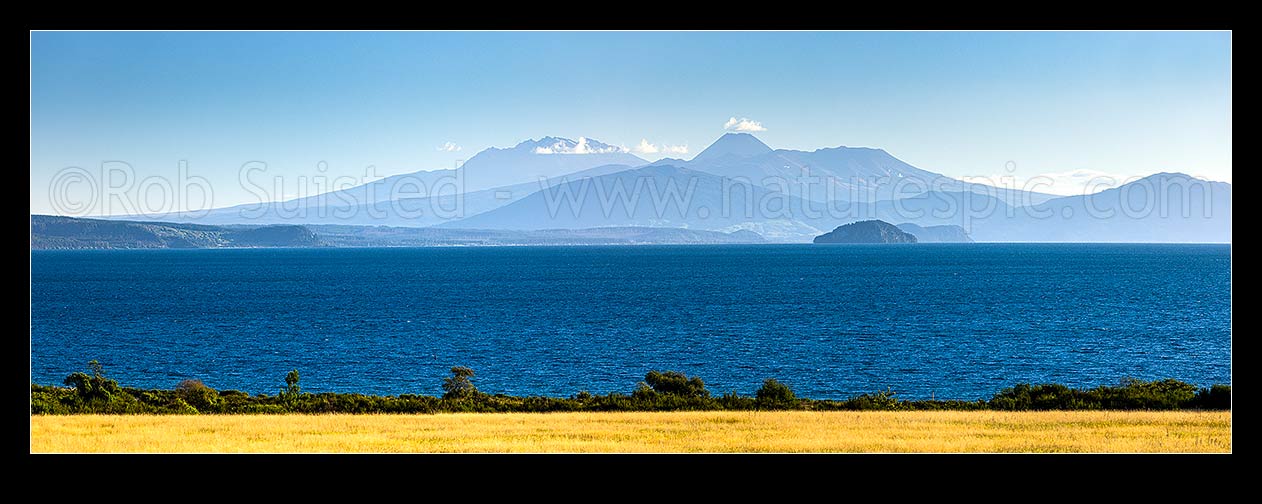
[30,31,1231,214]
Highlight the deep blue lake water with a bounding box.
[30,244,1231,400]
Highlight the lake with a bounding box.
[29,244,1232,400]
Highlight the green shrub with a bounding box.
[846,389,902,410]
[176,379,221,412]
[31,386,73,414]
[988,379,1213,411]
[755,379,797,409]
[631,382,657,401]
[243,404,287,414]
[1097,378,1198,410]
[1193,384,1231,410]
[717,392,756,410]
[168,398,199,414]
[643,370,709,398]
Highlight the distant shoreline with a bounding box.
[29,241,1235,251]
[30,214,1232,249]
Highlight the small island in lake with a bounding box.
[813,220,918,244]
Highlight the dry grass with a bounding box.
[30,410,1230,453]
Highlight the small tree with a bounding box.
[283,369,301,397]
[755,378,797,409]
[442,366,478,399]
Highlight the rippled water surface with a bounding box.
[30,244,1232,400]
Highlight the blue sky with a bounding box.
[30,31,1231,214]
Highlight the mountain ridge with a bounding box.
[691,132,774,163]
[85,134,1229,243]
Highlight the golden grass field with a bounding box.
[30,410,1230,453]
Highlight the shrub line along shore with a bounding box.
[32,362,1231,415]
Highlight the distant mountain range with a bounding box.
[860,172,1232,242]
[91,132,1230,243]
[672,133,1056,206]
[158,162,639,228]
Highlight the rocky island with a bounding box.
[813,220,918,244]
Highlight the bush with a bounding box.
[31,386,74,414]
[987,379,1213,411]
[990,383,1091,410]
[1193,384,1231,410]
[717,392,756,410]
[1090,378,1197,410]
[176,379,221,412]
[755,379,797,409]
[846,389,902,410]
[169,398,200,414]
[631,382,657,401]
[243,404,287,414]
[643,370,709,398]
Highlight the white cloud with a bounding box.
[436,142,462,152]
[723,116,767,132]
[534,137,627,155]
[634,139,659,154]
[577,137,624,154]
[960,168,1148,196]
[661,144,689,155]
[633,139,689,157]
